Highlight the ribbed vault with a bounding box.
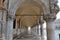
[16,1,44,28]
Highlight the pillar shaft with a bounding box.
[46,20,55,40]
[2,11,7,40]
[17,19,20,35]
[15,18,18,35]
[20,19,22,33]
[40,23,45,40]
[7,19,13,40]
[37,25,41,35]
[39,16,44,40]
[40,24,43,36]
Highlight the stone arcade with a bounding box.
[0,0,59,40]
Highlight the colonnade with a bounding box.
[5,15,56,40]
[0,14,57,40]
[14,16,46,40]
[0,0,59,40]
[0,12,57,40]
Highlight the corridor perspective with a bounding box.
[0,0,60,40]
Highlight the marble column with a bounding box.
[17,19,20,35]
[20,19,22,33]
[36,23,41,36]
[15,18,18,35]
[35,25,38,34]
[40,24,43,36]
[2,11,7,40]
[39,16,44,40]
[6,18,14,40]
[46,19,56,40]
[40,23,44,40]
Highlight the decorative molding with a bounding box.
[43,14,56,22]
[49,0,59,14]
[7,11,15,20]
[8,0,60,22]
[8,0,47,16]
[43,0,59,21]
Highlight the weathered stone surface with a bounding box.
[0,0,59,40]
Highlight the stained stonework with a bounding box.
[8,0,48,16]
[0,0,59,40]
[7,0,59,40]
[15,1,43,28]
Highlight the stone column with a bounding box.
[38,24,41,36]
[20,19,22,33]
[7,19,13,40]
[39,16,44,40]
[2,11,7,40]
[17,18,20,35]
[40,23,45,40]
[15,18,18,35]
[35,25,38,34]
[36,20,41,36]
[46,18,56,40]
[46,0,59,40]
[6,15,14,40]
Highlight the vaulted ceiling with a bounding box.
[16,1,44,28]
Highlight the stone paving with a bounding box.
[0,30,41,40]
[14,31,41,40]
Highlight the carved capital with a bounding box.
[44,14,56,22]
[43,0,59,22]
[7,14,15,20]
[39,16,44,24]
[49,0,59,14]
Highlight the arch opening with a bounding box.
[15,1,44,28]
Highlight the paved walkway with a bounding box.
[14,31,41,40]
